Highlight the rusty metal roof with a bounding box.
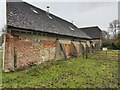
[7,1,91,39]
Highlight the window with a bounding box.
[69,26,74,31]
[30,7,38,14]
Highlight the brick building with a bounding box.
[80,26,102,52]
[3,1,92,71]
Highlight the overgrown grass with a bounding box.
[2,50,119,88]
[0,50,2,68]
[88,50,119,61]
[0,50,2,89]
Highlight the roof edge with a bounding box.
[6,0,23,2]
[7,25,91,40]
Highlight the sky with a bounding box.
[0,0,119,33]
[0,0,6,31]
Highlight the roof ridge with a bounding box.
[79,26,99,29]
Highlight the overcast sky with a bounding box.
[0,0,119,32]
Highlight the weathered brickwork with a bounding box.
[4,34,41,71]
[3,33,65,71]
[55,40,65,60]
[40,40,56,62]
[73,41,81,56]
[64,44,71,59]
[3,31,95,71]
[4,34,14,71]
[14,38,40,70]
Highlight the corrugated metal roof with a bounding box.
[7,1,91,39]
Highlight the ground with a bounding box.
[0,50,2,68]
[1,50,119,88]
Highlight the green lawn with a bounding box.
[0,50,2,68]
[2,50,119,88]
[88,50,119,61]
[0,50,2,89]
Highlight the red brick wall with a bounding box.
[64,44,71,58]
[3,33,92,71]
[14,37,40,70]
[39,40,56,62]
[4,34,56,71]
[64,42,78,59]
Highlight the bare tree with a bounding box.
[108,20,120,39]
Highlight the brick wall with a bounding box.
[72,41,81,56]
[4,33,58,71]
[14,37,40,70]
[39,40,56,62]
[4,34,14,71]
[3,30,94,71]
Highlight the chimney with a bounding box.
[46,6,50,14]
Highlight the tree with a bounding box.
[108,20,120,49]
[114,31,120,49]
[108,20,120,39]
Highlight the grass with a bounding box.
[2,50,119,88]
[88,50,119,61]
[0,50,2,89]
[0,50,2,68]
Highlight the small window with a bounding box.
[32,9,38,14]
[30,7,38,14]
[69,26,74,31]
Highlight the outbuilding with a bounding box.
[3,1,91,71]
